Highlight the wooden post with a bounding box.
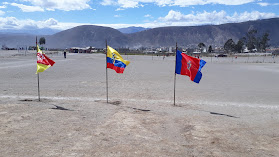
[106,40,108,103]
[36,36,40,101]
[174,42,177,106]
[37,73,40,101]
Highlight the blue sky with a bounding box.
[0,0,279,30]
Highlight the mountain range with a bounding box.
[0,28,60,35]
[1,18,279,49]
[117,27,150,34]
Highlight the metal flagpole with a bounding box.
[106,40,108,103]
[174,42,177,106]
[36,36,40,101]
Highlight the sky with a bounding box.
[0,0,279,31]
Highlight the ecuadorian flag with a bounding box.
[36,45,55,74]
[107,46,130,73]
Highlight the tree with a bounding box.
[208,45,213,53]
[259,32,270,52]
[246,28,257,51]
[39,37,46,45]
[39,37,46,50]
[240,27,270,52]
[235,40,244,53]
[198,43,206,52]
[224,39,235,53]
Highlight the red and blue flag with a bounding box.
[176,50,206,83]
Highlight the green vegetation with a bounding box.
[39,37,46,50]
[223,28,270,53]
[208,45,213,53]
[198,43,206,52]
[224,39,235,53]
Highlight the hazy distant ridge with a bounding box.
[127,18,279,48]
[117,27,150,34]
[1,18,279,49]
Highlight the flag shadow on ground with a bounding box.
[209,112,239,118]
[109,100,122,106]
[173,103,239,118]
[107,100,151,112]
[51,105,72,111]
[128,107,151,112]
[19,98,52,102]
[19,99,34,102]
[198,109,239,118]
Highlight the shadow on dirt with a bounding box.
[51,105,72,111]
[109,101,122,106]
[210,112,239,118]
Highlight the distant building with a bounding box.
[214,47,225,53]
[272,50,279,55]
[1,44,16,50]
[243,47,249,53]
[1,45,8,50]
[69,47,97,53]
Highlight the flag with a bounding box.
[176,50,206,83]
[107,46,130,73]
[36,45,55,74]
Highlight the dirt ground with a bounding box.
[0,51,279,157]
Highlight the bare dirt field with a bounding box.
[0,50,279,157]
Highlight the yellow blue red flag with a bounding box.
[36,45,55,74]
[107,46,130,73]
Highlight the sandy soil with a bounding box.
[0,50,279,157]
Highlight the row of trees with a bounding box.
[224,28,270,53]
[197,27,270,53]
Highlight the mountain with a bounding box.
[118,27,150,34]
[128,18,279,48]
[0,33,36,48]
[45,25,130,49]
[0,28,60,35]
[1,18,279,49]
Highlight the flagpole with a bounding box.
[174,42,177,106]
[37,73,40,101]
[36,36,40,101]
[106,40,108,103]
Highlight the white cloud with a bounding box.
[257,2,269,6]
[0,17,60,30]
[0,17,20,29]
[46,8,55,11]
[43,18,58,26]
[158,10,278,26]
[11,3,44,12]
[144,14,152,18]
[116,8,124,11]
[230,11,277,22]
[0,10,5,16]
[15,0,91,11]
[0,9,277,31]
[172,0,256,6]
[118,0,139,8]
[257,2,279,6]
[101,0,117,6]
[100,0,169,8]
[0,5,6,9]
[47,10,278,29]
[114,14,121,17]
[100,0,255,8]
